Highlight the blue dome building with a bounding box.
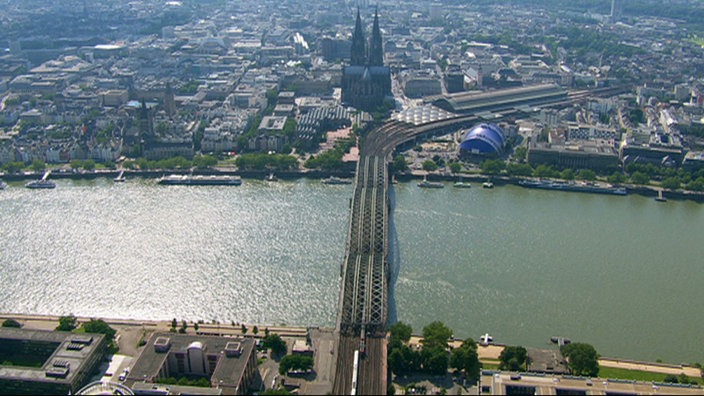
[459,123,506,157]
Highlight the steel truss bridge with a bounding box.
[331,85,628,395]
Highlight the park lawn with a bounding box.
[481,361,500,371]
[598,366,701,384]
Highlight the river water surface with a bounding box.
[0,177,702,363]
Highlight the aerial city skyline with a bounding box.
[1,0,704,394]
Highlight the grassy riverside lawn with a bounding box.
[598,366,702,384]
[477,363,702,384]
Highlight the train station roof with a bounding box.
[394,104,458,126]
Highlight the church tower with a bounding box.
[368,9,383,66]
[164,81,176,117]
[351,9,367,66]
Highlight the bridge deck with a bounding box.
[332,86,623,395]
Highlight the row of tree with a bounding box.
[0,154,222,174]
[388,320,603,384]
[234,153,298,171]
[388,321,481,381]
[303,136,356,170]
[475,159,704,191]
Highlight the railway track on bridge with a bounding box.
[332,85,628,395]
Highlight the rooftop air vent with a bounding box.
[224,341,242,357]
[154,336,171,353]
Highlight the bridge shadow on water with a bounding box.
[387,183,400,326]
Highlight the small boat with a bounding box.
[25,179,56,189]
[418,176,444,188]
[26,170,55,189]
[265,173,278,182]
[479,333,493,346]
[113,170,126,182]
[453,176,471,188]
[482,181,494,189]
[321,176,352,185]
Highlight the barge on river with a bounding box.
[158,174,242,186]
[519,179,627,195]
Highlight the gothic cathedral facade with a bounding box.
[341,9,391,112]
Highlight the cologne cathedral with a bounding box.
[341,9,391,112]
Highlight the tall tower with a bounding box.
[351,9,367,66]
[139,100,154,141]
[368,9,384,66]
[610,0,622,22]
[164,81,176,117]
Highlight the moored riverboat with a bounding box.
[518,179,627,195]
[158,174,242,186]
[321,176,352,185]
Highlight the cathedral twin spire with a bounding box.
[351,8,384,67]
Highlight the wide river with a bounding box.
[0,177,702,363]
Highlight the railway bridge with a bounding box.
[331,85,628,395]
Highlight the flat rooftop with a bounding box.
[126,333,255,390]
[481,371,703,395]
[0,328,105,385]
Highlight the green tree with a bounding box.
[266,89,279,108]
[390,322,413,344]
[283,118,297,137]
[3,161,24,174]
[2,319,21,328]
[607,172,626,184]
[629,108,645,124]
[30,159,46,172]
[448,161,462,174]
[514,146,527,162]
[533,164,559,178]
[630,171,650,185]
[193,155,217,169]
[663,374,678,383]
[576,169,596,181]
[422,160,438,172]
[263,333,287,356]
[661,177,681,190]
[261,389,293,395]
[83,159,96,171]
[392,155,409,173]
[561,343,599,377]
[171,318,177,329]
[421,345,449,375]
[685,177,704,191]
[480,159,506,175]
[422,321,453,350]
[389,347,409,375]
[560,168,575,180]
[278,354,314,375]
[499,346,528,371]
[450,338,481,381]
[506,163,533,177]
[70,159,83,170]
[241,324,248,334]
[56,314,78,331]
[253,326,259,335]
[82,319,117,342]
